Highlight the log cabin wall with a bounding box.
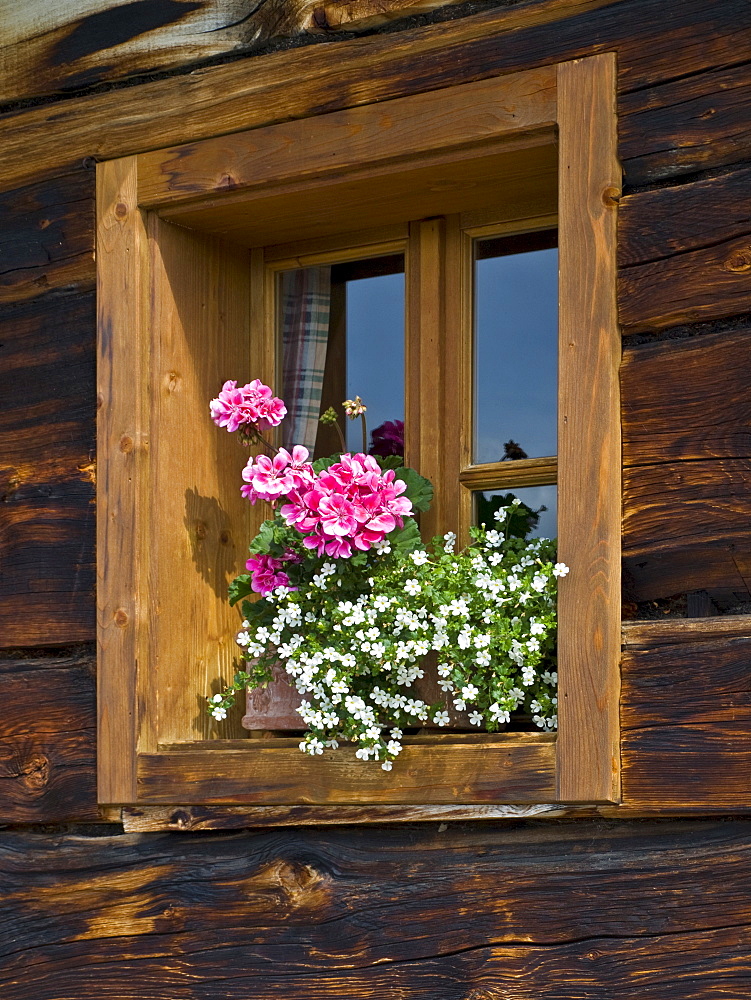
[1,1,751,995]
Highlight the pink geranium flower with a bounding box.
[245,553,297,596]
[210,379,286,434]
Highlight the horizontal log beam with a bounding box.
[0,651,99,822]
[621,327,751,466]
[0,292,96,646]
[622,458,751,601]
[1,821,751,997]
[0,1,747,193]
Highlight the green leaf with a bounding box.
[389,517,422,553]
[228,574,252,607]
[248,518,279,555]
[312,455,340,473]
[392,467,434,512]
[374,455,403,471]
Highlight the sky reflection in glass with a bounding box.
[345,271,405,453]
[474,239,558,465]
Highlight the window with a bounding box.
[97,54,620,811]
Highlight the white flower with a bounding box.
[531,574,548,592]
[373,595,391,611]
[512,498,522,506]
[475,651,491,667]
[489,703,510,724]
[404,578,422,596]
[530,621,546,636]
[374,539,392,555]
[469,711,484,726]
[461,684,479,702]
[211,694,223,704]
[211,706,227,721]
[485,529,502,548]
[443,531,457,553]
[410,550,429,565]
[433,710,450,727]
[321,562,337,576]
[493,507,508,522]
[381,760,393,771]
[553,562,570,578]
[390,728,403,739]
[453,698,466,711]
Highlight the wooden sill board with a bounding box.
[136,733,557,805]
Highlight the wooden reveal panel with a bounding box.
[97,57,620,809]
[555,54,621,802]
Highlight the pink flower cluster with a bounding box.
[210,379,286,433]
[282,453,412,559]
[245,553,298,597]
[241,445,313,503]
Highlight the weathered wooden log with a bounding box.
[0,0,748,194]
[0,650,98,822]
[0,168,94,304]
[0,1,460,107]
[622,459,751,601]
[618,164,751,268]
[619,235,751,332]
[621,622,751,810]
[0,292,95,647]
[1,821,751,997]
[621,326,751,467]
[619,61,751,186]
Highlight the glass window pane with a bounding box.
[474,485,557,540]
[278,255,405,460]
[473,230,557,465]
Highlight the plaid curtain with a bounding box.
[280,266,332,451]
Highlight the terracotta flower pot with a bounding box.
[242,663,303,731]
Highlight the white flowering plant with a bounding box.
[206,379,566,771]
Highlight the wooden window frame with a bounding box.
[97,54,621,813]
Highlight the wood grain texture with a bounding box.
[147,219,252,746]
[618,163,751,330]
[621,620,751,810]
[459,456,557,490]
[137,735,557,805]
[618,164,751,269]
[96,156,147,803]
[556,53,621,803]
[620,61,751,186]
[1,821,751,997]
[137,66,557,208]
[0,1,460,106]
[0,651,98,822]
[619,235,751,332]
[0,0,747,194]
[0,168,94,304]
[0,291,95,647]
[622,459,751,602]
[621,327,751,468]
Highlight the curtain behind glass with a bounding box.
[280,266,332,451]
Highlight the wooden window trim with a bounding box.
[97,55,621,813]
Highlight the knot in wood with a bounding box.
[22,752,50,792]
[119,434,134,453]
[114,202,128,220]
[602,185,621,207]
[724,246,751,273]
[165,371,182,393]
[114,608,129,628]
